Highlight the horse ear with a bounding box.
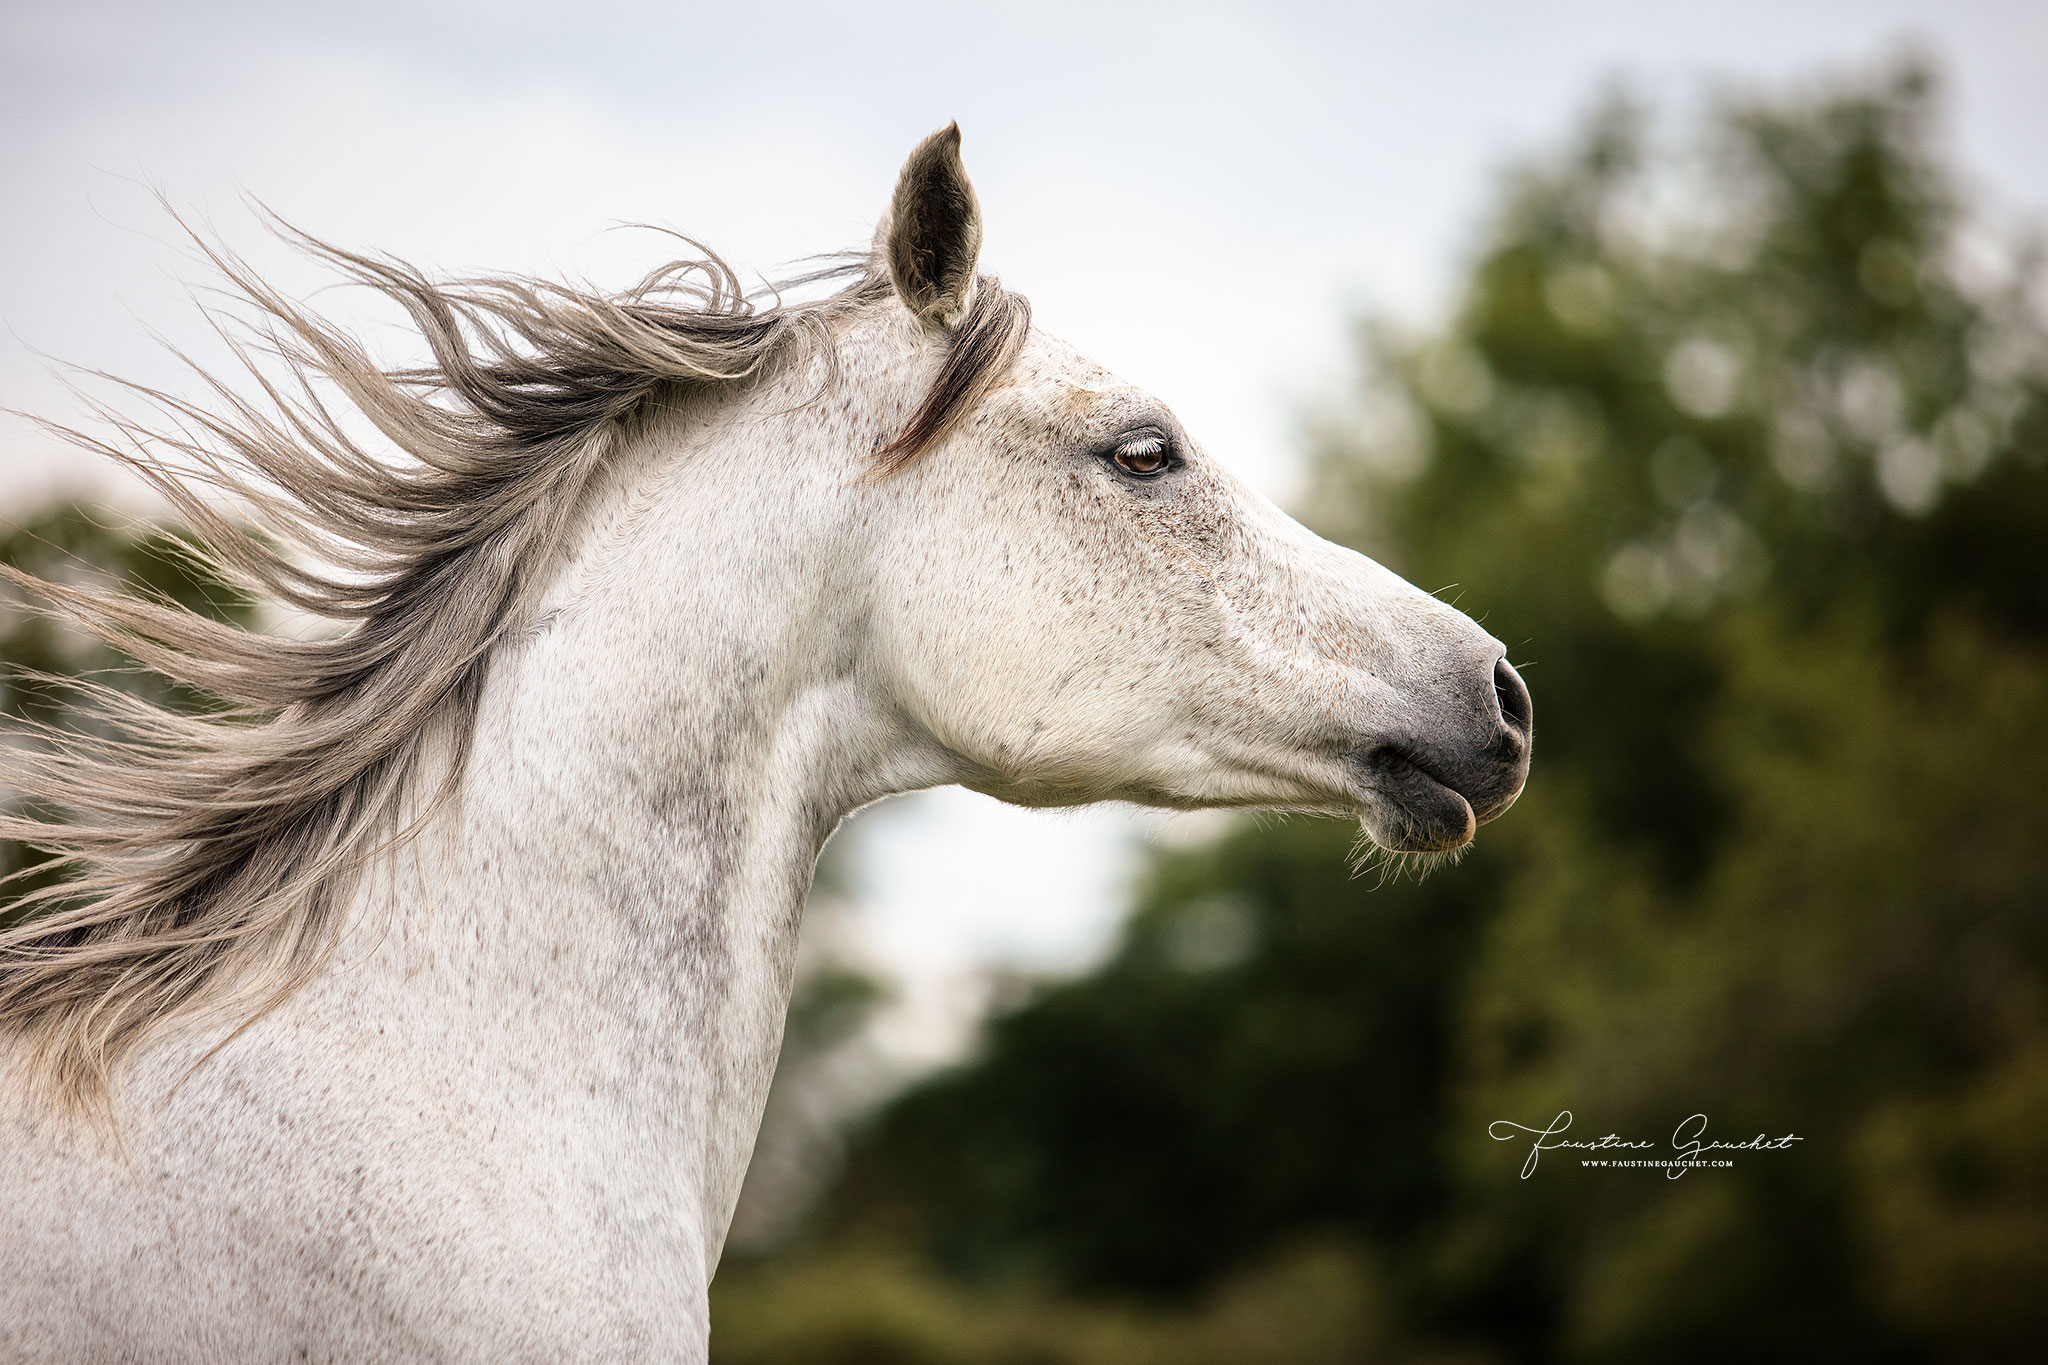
[882,123,983,329]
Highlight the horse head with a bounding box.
[850,125,1531,852]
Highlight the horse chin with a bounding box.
[1355,771,1479,854]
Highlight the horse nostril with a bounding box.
[1493,657,1533,740]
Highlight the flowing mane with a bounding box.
[0,223,1029,1116]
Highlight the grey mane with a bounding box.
[0,221,1029,1119]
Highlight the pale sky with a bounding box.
[5,0,2045,1058]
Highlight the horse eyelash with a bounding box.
[1106,429,1178,469]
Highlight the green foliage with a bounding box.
[1,504,254,913]
[712,1239,1399,1365]
[832,819,1500,1298]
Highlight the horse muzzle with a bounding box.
[1350,654,1532,852]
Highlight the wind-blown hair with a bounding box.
[0,224,1030,1117]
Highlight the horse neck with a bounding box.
[325,394,941,1265]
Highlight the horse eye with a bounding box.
[1111,435,1173,477]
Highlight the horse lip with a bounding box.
[1351,744,1478,852]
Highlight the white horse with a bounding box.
[0,126,1529,1361]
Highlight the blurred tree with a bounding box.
[775,58,2048,1364]
[1,504,254,921]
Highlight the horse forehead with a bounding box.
[999,330,1153,421]
[1004,326,1111,385]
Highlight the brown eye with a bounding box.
[1111,434,1173,477]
